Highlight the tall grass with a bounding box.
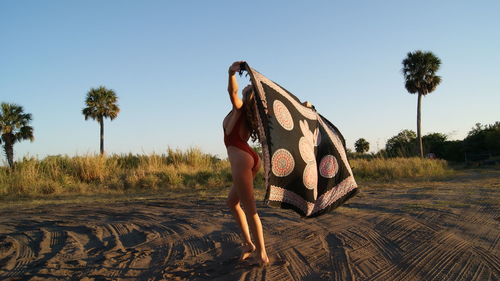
[0,148,233,197]
[0,149,452,198]
[351,157,452,181]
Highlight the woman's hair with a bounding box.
[243,85,260,143]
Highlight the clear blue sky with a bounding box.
[1,0,499,160]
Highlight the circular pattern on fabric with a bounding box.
[319,155,338,178]
[273,100,294,131]
[271,149,295,177]
[303,163,318,190]
[299,137,315,163]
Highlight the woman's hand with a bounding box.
[228,61,245,75]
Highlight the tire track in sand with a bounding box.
[368,230,496,281]
[0,176,498,281]
[0,236,17,275]
[0,231,43,278]
[326,234,354,281]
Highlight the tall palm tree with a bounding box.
[402,50,442,158]
[0,103,34,168]
[82,86,120,155]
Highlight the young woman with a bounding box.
[223,61,269,266]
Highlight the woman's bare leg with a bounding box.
[229,150,269,265]
[227,185,255,260]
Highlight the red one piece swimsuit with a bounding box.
[224,109,259,170]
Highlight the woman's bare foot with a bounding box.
[246,253,270,266]
[239,243,256,261]
[259,252,270,266]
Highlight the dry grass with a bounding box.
[0,150,453,200]
[0,148,233,198]
[350,157,452,181]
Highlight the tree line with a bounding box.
[354,121,500,163]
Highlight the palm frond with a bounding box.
[402,50,442,95]
[16,125,34,143]
[82,86,120,121]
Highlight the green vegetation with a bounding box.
[0,148,452,199]
[354,138,369,153]
[385,129,418,157]
[82,86,120,155]
[375,121,500,163]
[0,103,34,168]
[463,122,500,161]
[402,50,442,158]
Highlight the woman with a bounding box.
[223,61,269,266]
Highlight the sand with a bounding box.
[0,169,499,280]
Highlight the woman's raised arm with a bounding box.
[227,61,244,110]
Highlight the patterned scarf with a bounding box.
[243,63,358,217]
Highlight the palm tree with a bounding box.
[82,86,120,155]
[354,138,370,153]
[402,50,442,158]
[0,103,34,168]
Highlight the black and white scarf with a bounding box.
[243,63,358,217]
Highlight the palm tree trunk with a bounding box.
[99,118,104,155]
[3,143,14,168]
[417,93,423,158]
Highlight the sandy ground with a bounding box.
[0,169,499,280]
